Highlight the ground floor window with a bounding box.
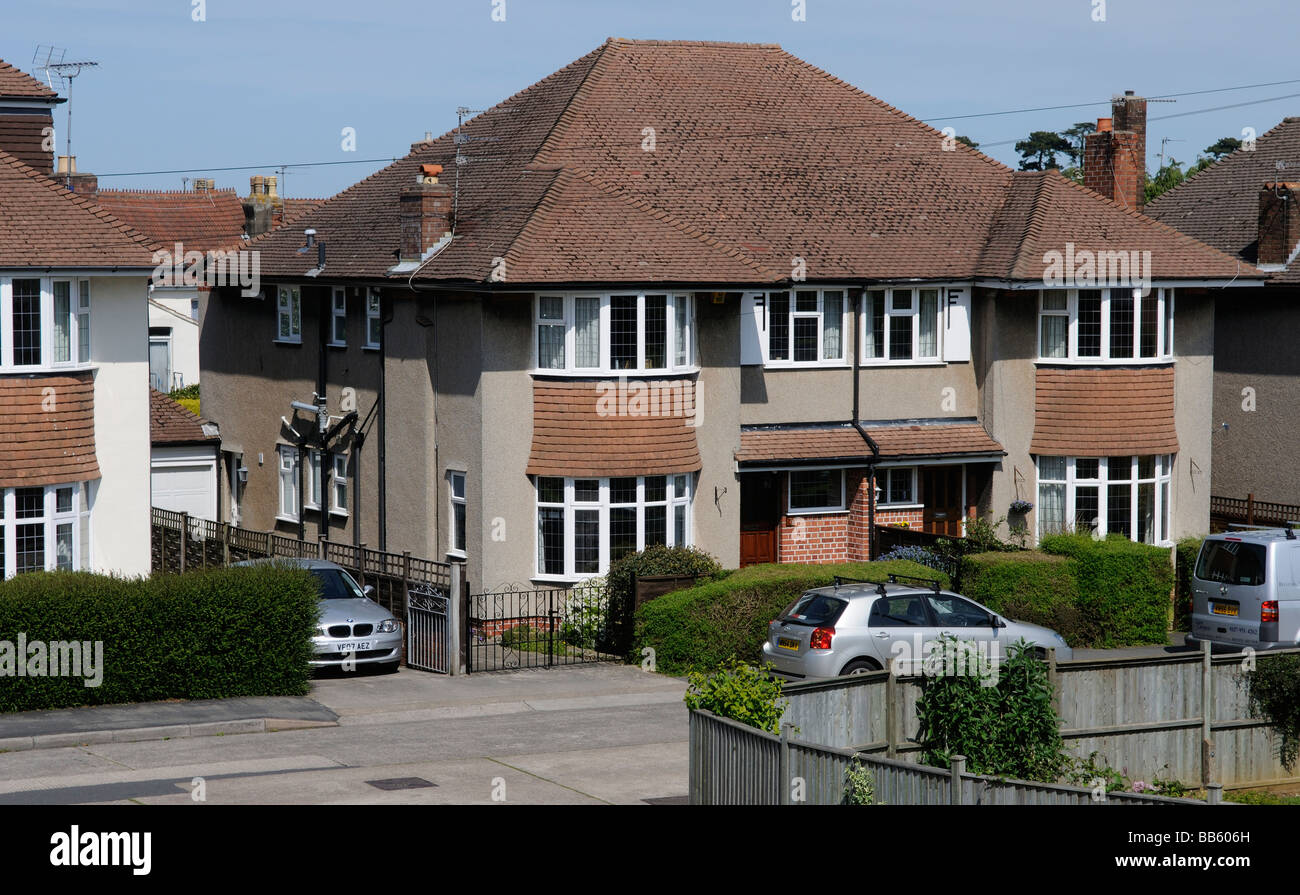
[1,482,92,578]
[1036,454,1172,544]
[535,473,693,578]
[787,469,845,513]
[878,467,918,506]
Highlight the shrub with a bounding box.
[961,551,1095,646]
[558,586,609,650]
[1245,653,1300,771]
[683,657,788,734]
[915,637,1068,782]
[0,566,319,713]
[1039,534,1172,647]
[501,623,574,656]
[604,545,724,654]
[843,755,877,805]
[878,545,948,574]
[634,559,949,676]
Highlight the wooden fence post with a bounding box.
[318,534,327,559]
[1201,639,1215,786]
[950,755,966,805]
[266,530,273,558]
[1247,493,1255,525]
[779,723,793,806]
[885,669,898,759]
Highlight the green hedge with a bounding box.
[0,566,319,713]
[959,551,1095,646]
[633,560,949,676]
[962,534,1174,649]
[1175,537,1205,631]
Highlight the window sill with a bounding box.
[786,506,849,516]
[532,573,588,585]
[858,360,945,368]
[273,339,303,346]
[3,362,97,374]
[446,550,467,561]
[877,503,923,510]
[362,344,381,351]
[329,508,349,519]
[531,366,700,378]
[1035,357,1174,366]
[327,342,347,350]
[763,362,851,371]
[275,514,299,524]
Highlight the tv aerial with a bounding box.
[31,45,99,188]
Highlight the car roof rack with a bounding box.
[832,576,876,589]
[1226,522,1299,540]
[886,573,943,594]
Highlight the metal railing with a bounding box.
[466,582,619,673]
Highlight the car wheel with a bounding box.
[840,659,880,676]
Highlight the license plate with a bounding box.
[777,637,800,651]
[1212,603,1238,617]
[336,641,371,652]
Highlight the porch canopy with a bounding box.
[735,420,1005,468]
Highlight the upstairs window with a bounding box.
[862,288,941,363]
[0,277,92,370]
[330,288,347,346]
[365,289,382,349]
[767,289,845,366]
[277,287,301,343]
[1038,288,1173,362]
[534,293,693,374]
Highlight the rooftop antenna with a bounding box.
[1157,137,1184,172]
[453,105,514,221]
[33,48,99,189]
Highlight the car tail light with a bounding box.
[1262,601,1279,623]
[810,627,834,650]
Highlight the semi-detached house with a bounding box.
[0,60,157,578]
[201,39,1262,590]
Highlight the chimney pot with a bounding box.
[1097,118,1113,133]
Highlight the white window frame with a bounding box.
[329,287,347,347]
[1036,288,1175,364]
[276,286,302,344]
[860,287,944,365]
[332,454,349,516]
[277,445,300,522]
[1,482,90,579]
[448,470,466,558]
[364,288,382,350]
[533,473,694,580]
[0,276,92,372]
[764,288,849,368]
[787,468,847,514]
[878,467,920,507]
[1036,454,1173,545]
[532,293,695,375]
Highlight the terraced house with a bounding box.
[0,60,157,578]
[200,39,1260,590]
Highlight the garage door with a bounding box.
[152,463,216,520]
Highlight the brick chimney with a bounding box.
[1258,183,1300,266]
[243,173,284,238]
[1083,90,1148,212]
[193,177,215,191]
[399,164,453,261]
[55,155,97,196]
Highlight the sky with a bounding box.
[2,0,1296,200]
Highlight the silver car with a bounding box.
[761,575,1073,680]
[236,558,403,671]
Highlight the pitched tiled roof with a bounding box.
[1029,367,1178,456]
[526,378,701,476]
[250,39,1249,286]
[735,421,1004,465]
[1145,117,1300,282]
[150,389,220,445]
[94,188,246,254]
[0,60,58,99]
[0,373,100,487]
[0,149,159,268]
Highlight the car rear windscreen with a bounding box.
[311,569,363,599]
[1195,541,1267,586]
[780,593,848,626]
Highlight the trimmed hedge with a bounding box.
[959,551,1095,646]
[1175,536,1206,631]
[633,560,949,676]
[0,566,320,713]
[963,534,1174,649]
[604,545,724,653]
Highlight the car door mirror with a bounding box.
[363,585,376,599]
[989,613,1004,628]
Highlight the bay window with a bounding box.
[535,473,693,578]
[1,482,92,578]
[862,288,941,363]
[1037,455,1172,544]
[767,289,845,365]
[0,277,92,370]
[1038,288,1174,362]
[535,293,693,374]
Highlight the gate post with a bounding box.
[448,563,464,675]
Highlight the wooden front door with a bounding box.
[921,465,964,536]
[740,472,782,566]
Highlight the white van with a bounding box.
[1186,528,1300,651]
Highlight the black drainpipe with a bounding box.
[377,289,390,552]
[318,288,331,544]
[852,289,881,559]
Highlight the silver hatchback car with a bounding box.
[236,558,403,671]
[761,575,1073,680]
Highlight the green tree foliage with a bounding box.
[1246,653,1300,771]
[1205,136,1243,159]
[1060,121,1097,167]
[1015,131,1073,171]
[955,135,979,150]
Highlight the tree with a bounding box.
[1204,136,1242,159]
[1145,158,1186,203]
[1015,131,1073,171]
[955,135,979,150]
[1060,121,1097,167]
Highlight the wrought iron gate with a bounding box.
[406,584,451,673]
[467,583,619,673]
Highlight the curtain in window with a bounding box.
[918,290,938,358]
[574,297,599,368]
[1040,315,1067,358]
[822,292,842,359]
[1038,482,1065,534]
